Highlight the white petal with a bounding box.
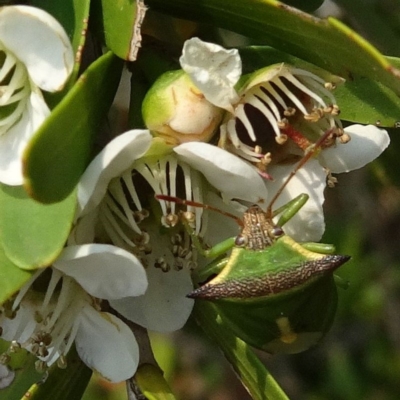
[268,159,326,241]
[54,244,148,300]
[0,6,73,91]
[77,129,152,216]
[174,142,269,204]
[179,37,241,111]
[319,124,390,173]
[110,267,194,332]
[0,365,15,389]
[0,90,49,185]
[0,299,38,343]
[75,307,139,382]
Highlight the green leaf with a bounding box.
[145,0,400,95]
[279,0,324,12]
[194,300,290,400]
[0,185,76,270]
[0,351,43,400]
[334,0,400,56]
[239,46,400,128]
[23,52,123,203]
[0,244,32,305]
[24,347,92,400]
[95,0,145,60]
[135,364,177,400]
[334,77,400,127]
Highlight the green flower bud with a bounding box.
[142,70,224,145]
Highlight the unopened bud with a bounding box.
[142,70,224,145]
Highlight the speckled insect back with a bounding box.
[188,216,349,300]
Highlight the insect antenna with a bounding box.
[155,194,244,227]
[266,127,336,219]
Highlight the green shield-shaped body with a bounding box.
[192,234,349,353]
[205,274,338,353]
[190,235,349,300]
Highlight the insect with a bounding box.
[157,129,350,353]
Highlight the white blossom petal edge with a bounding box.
[0,6,74,91]
[75,307,139,382]
[319,124,390,173]
[174,141,269,205]
[111,267,194,332]
[0,5,74,185]
[180,37,241,112]
[54,244,148,300]
[77,129,152,216]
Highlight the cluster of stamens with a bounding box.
[0,47,31,136]
[221,66,348,176]
[0,272,89,373]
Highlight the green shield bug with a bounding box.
[156,129,350,353]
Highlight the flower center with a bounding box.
[95,157,203,272]
[222,67,344,169]
[0,269,90,372]
[0,44,31,137]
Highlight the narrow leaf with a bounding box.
[135,364,177,400]
[0,352,43,400]
[280,0,324,12]
[194,301,289,400]
[25,347,92,400]
[145,0,400,95]
[97,0,147,61]
[23,52,123,203]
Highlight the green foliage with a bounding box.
[0,185,76,270]
[145,0,400,94]
[23,52,123,203]
[93,0,143,60]
[0,245,33,305]
[24,348,92,400]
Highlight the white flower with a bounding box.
[0,6,73,185]
[179,37,241,113]
[179,38,390,178]
[0,244,148,382]
[73,129,269,332]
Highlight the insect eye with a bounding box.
[272,226,284,237]
[235,234,248,247]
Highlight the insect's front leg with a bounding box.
[181,216,236,259]
[273,193,309,227]
[300,242,336,254]
[192,256,229,285]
